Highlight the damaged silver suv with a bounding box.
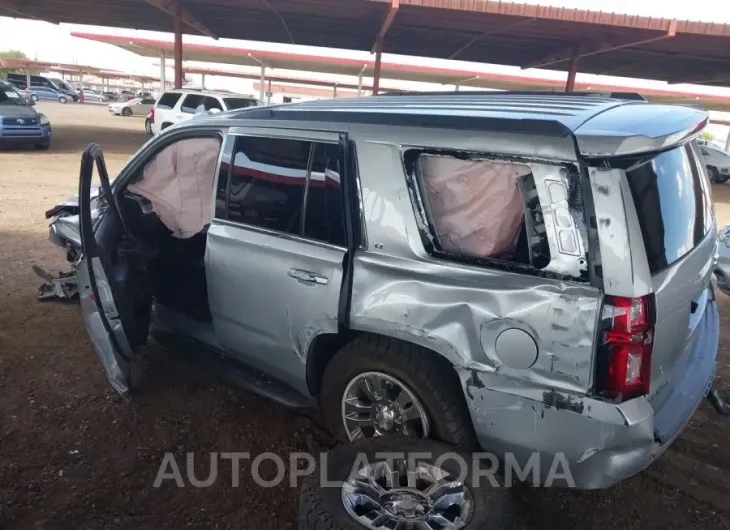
[46,93,721,490]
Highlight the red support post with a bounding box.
[174,6,183,89]
[565,46,579,92]
[372,37,383,95]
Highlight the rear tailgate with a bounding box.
[622,142,718,438]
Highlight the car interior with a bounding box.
[116,136,222,324]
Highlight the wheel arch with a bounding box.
[305,328,466,398]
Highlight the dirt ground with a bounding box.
[1,103,729,530]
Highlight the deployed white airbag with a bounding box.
[128,137,221,238]
[418,155,529,259]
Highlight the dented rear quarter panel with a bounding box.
[348,127,602,395]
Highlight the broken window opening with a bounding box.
[404,148,585,281]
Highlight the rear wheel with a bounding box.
[320,334,477,449]
[30,94,39,103]
[145,118,152,135]
[58,96,68,104]
[708,166,728,183]
[122,107,132,117]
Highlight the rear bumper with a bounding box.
[459,300,719,490]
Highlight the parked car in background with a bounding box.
[81,90,106,103]
[108,97,156,116]
[45,93,724,509]
[119,89,135,101]
[23,87,70,104]
[698,143,730,183]
[0,81,52,150]
[150,89,263,134]
[144,111,153,135]
[7,73,79,101]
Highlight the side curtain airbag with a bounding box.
[418,155,530,258]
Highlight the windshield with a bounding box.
[0,85,28,106]
[223,97,261,110]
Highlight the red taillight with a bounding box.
[598,295,653,401]
[150,107,155,123]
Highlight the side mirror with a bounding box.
[209,108,221,114]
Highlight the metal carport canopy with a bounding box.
[3,0,730,87]
[70,32,730,112]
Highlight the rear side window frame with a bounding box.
[403,147,589,282]
[214,132,350,249]
[156,92,182,110]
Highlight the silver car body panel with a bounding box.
[46,94,718,489]
[77,257,133,397]
[574,103,708,158]
[205,127,346,396]
[347,129,599,396]
[587,167,652,298]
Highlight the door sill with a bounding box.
[149,325,316,410]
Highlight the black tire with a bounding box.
[122,107,132,116]
[708,166,720,182]
[58,96,67,104]
[30,94,39,103]
[299,437,516,530]
[320,334,477,449]
[145,118,152,134]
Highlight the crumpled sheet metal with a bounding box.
[350,251,601,394]
[351,142,599,394]
[531,164,588,279]
[455,367,658,489]
[33,266,78,301]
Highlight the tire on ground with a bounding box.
[320,333,477,449]
[298,437,516,530]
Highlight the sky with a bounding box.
[1,0,730,139]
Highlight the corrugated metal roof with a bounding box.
[3,1,730,86]
[385,0,730,36]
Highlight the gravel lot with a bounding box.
[1,103,729,530]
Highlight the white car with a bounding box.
[108,97,156,117]
[698,143,730,183]
[150,89,263,134]
[81,90,105,103]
